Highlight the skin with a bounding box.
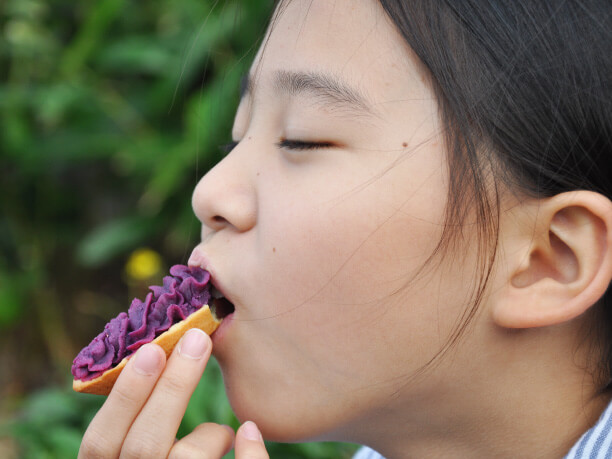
[80,0,612,457]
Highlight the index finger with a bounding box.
[120,329,212,458]
[79,343,166,458]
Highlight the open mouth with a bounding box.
[210,285,235,320]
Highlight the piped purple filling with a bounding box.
[71,265,210,381]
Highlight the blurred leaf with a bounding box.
[96,36,173,74]
[46,426,83,457]
[0,107,31,157]
[60,0,125,77]
[6,386,104,458]
[18,389,79,426]
[0,281,23,328]
[0,265,40,329]
[142,64,244,211]
[37,83,88,127]
[77,216,158,267]
[5,0,48,20]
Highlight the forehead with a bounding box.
[251,0,428,105]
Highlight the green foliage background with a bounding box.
[0,0,358,457]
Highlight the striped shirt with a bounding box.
[565,400,612,458]
[353,401,612,459]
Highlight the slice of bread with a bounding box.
[73,305,221,395]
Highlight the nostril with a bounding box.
[210,215,230,228]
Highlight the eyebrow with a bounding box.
[240,70,378,118]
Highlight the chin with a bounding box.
[225,388,306,441]
[220,371,339,443]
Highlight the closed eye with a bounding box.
[218,139,335,154]
[276,139,335,151]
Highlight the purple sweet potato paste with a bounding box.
[71,265,211,381]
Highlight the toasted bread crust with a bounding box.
[73,305,220,395]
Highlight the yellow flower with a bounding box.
[125,248,162,281]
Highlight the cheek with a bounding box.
[252,145,453,369]
[266,150,448,311]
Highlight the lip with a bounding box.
[189,248,224,292]
[211,311,234,346]
[188,246,237,317]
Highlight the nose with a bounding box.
[192,148,257,233]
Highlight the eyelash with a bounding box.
[218,139,334,154]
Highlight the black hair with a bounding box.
[376,0,612,387]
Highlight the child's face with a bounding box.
[191,0,481,442]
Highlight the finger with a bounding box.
[121,329,212,458]
[235,421,269,459]
[78,343,166,459]
[168,423,234,459]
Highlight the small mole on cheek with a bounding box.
[273,247,276,253]
[402,142,408,147]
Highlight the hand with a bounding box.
[78,328,269,458]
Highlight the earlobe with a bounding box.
[493,191,612,329]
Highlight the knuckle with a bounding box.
[168,424,233,459]
[79,429,112,458]
[240,453,269,459]
[168,442,212,459]
[121,436,166,459]
[158,372,190,397]
[119,440,141,459]
[110,383,143,409]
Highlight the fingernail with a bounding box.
[241,421,263,442]
[179,329,209,359]
[133,344,162,375]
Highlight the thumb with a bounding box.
[235,421,269,459]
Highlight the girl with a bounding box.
[78,0,612,457]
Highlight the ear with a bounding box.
[492,191,612,329]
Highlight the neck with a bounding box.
[348,328,611,458]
